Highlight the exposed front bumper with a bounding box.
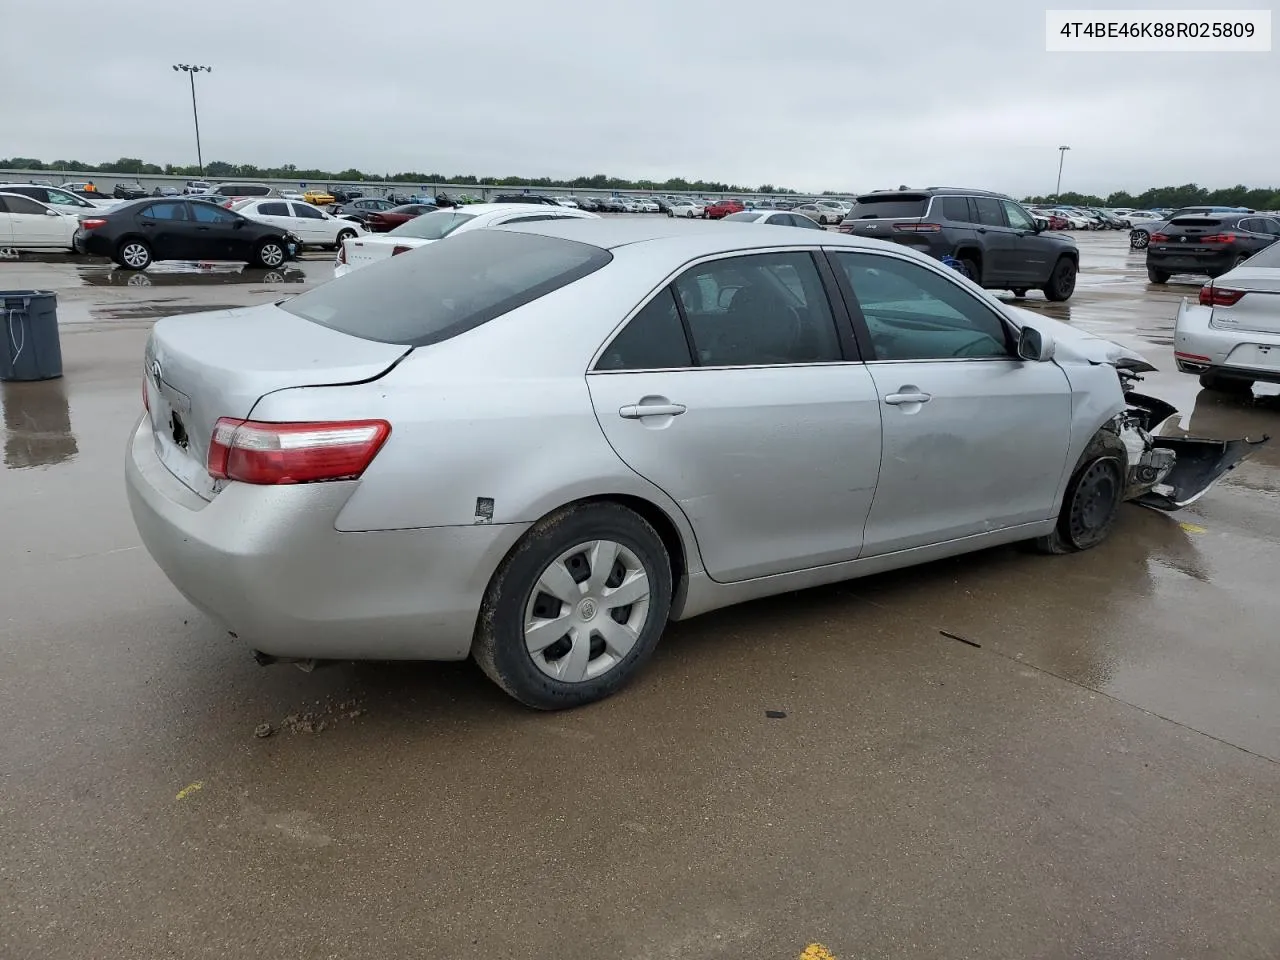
[125,415,529,661]
[1174,299,1280,385]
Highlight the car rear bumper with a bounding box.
[1147,251,1234,275]
[1174,299,1280,384]
[125,414,529,661]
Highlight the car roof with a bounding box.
[436,202,581,216]
[494,216,887,253]
[856,187,1010,200]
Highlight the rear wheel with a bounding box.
[472,502,672,710]
[958,257,980,282]
[116,239,152,270]
[1043,257,1077,301]
[1030,432,1126,554]
[1147,266,1170,284]
[255,239,286,268]
[1199,372,1254,394]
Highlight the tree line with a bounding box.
[1023,183,1280,211]
[0,156,799,195]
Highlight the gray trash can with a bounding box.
[0,290,62,382]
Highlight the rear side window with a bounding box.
[972,198,1005,227]
[595,288,692,371]
[940,197,973,222]
[281,229,613,347]
[258,202,290,216]
[3,195,46,214]
[849,195,928,219]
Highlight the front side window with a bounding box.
[291,204,325,220]
[672,252,841,367]
[1002,201,1036,231]
[192,203,238,223]
[834,252,1011,361]
[595,287,692,371]
[972,198,1005,228]
[45,189,88,208]
[940,197,973,223]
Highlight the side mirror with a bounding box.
[46,209,60,217]
[1034,218,1047,232]
[1017,324,1055,362]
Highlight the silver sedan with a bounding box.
[126,219,1261,709]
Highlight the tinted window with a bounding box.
[216,184,270,196]
[4,186,45,203]
[281,229,612,347]
[291,204,325,220]
[835,252,1011,361]
[1243,240,1280,267]
[723,211,764,222]
[1002,201,1035,231]
[791,213,825,230]
[672,252,841,366]
[191,202,238,223]
[972,198,1005,227]
[3,195,45,215]
[941,197,973,222]
[502,214,565,224]
[387,210,475,239]
[140,202,188,220]
[849,195,928,219]
[257,202,290,217]
[595,288,692,371]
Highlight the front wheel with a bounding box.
[255,239,287,268]
[472,502,673,710]
[1030,432,1125,554]
[1043,257,1077,301]
[1147,266,1170,284]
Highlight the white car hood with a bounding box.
[1005,305,1157,372]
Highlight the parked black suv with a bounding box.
[1146,213,1280,283]
[838,187,1080,301]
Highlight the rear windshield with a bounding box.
[1244,242,1280,269]
[849,195,928,219]
[389,210,476,239]
[1169,217,1222,227]
[723,211,764,222]
[281,229,612,347]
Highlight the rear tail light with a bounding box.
[1199,285,1246,307]
[1200,233,1236,244]
[1149,233,1169,242]
[207,418,391,485]
[81,218,107,230]
[391,245,412,256]
[893,222,942,233]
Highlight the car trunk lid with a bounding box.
[144,303,410,499]
[1203,266,1280,335]
[839,193,930,236]
[1151,217,1228,255]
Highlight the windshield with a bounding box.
[282,229,612,347]
[388,210,476,239]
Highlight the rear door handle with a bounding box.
[975,227,987,233]
[884,392,932,405]
[619,402,686,419]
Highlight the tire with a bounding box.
[1147,266,1170,284]
[116,239,152,270]
[472,502,673,710]
[1030,431,1126,554]
[1131,230,1150,250]
[1043,257,1077,301]
[1011,288,1028,298]
[1231,253,1251,270]
[1199,372,1254,393]
[335,228,357,248]
[958,257,980,283]
[255,239,286,269]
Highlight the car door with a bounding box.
[137,201,196,260]
[248,200,294,235]
[587,250,882,582]
[288,202,329,243]
[190,201,251,260]
[1002,199,1055,284]
[2,194,65,248]
[968,196,1017,283]
[828,249,1072,556]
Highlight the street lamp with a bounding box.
[1055,145,1071,198]
[172,64,211,177]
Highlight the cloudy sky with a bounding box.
[4,0,1276,194]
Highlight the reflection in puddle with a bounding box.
[78,263,307,287]
[2,379,78,470]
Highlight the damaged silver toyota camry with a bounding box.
[126,219,1266,709]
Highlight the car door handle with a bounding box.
[195,225,210,231]
[975,227,987,233]
[884,391,932,405]
[619,401,686,419]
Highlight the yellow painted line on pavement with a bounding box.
[1179,522,1207,534]
[175,781,204,801]
[799,944,836,960]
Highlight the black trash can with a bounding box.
[0,290,62,382]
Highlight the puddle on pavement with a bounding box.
[77,262,308,287]
[2,378,78,470]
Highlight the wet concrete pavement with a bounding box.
[2,235,1278,959]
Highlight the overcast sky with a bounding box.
[4,0,1276,194]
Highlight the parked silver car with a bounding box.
[126,219,1262,709]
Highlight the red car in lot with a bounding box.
[704,199,745,220]
[365,203,438,232]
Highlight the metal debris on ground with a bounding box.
[765,709,787,719]
[278,697,366,735]
[253,722,273,739]
[940,630,982,648]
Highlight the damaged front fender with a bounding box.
[1113,390,1269,511]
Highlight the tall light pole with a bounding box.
[1055,145,1071,198]
[173,64,211,176]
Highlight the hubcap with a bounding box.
[1069,460,1118,544]
[523,539,651,683]
[261,244,284,266]
[123,244,148,267]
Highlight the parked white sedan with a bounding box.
[335,203,599,277]
[1175,240,1280,392]
[0,191,80,250]
[232,198,364,249]
[668,200,705,218]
